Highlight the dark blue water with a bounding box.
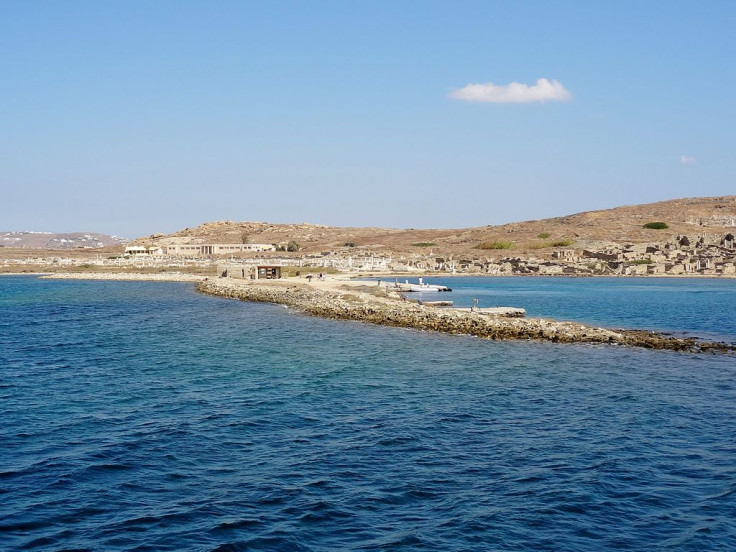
[2,276,735,551]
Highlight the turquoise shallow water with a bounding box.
[1,276,735,551]
[394,276,736,342]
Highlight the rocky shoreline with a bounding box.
[41,272,206,282]
[196,278,736,355]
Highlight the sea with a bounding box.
[1,275,735,551]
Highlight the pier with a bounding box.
[454,307,527,318]
[195,277,736,354]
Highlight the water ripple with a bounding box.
[1,277,735,550]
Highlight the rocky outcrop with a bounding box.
[196,279,736,354]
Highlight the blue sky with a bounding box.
[2,1,734,238]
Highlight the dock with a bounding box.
[454,307,527,318]
[393,283,452,292]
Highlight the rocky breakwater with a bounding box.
[196,279,736,354]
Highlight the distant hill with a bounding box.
[138,196,736,257]
[0,231,129,249]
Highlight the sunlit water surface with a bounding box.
[1,276,735,551]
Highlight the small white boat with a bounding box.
[408,284,436,292]
[406,279,452,292]
[393,278,452,292]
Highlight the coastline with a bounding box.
[39,272,206,282]
[3,268,735,280]
[196,277,736,355]
[347,271,736,280]
[12,271,735,354]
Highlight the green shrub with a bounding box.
[411,242,436,247]
[478,240,513,250]
[344,242,356,248]
[537,232,551,239]
[551,239,574,247]
[286,241,301,252]
[525,238,575,249]
[643,222,669,229]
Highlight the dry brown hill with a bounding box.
[138,196,736,257]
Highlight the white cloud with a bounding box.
[449,78,571,103]
[680,155,696,165]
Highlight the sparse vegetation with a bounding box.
[478,240,513,250]
[275,241,302,252]
[281,266,339,277]
[412,242,436,247]
[551,239,574,247]
[537,232,551,239]
[643,222,669,229]
[525,239,575,249]
[344,242,356,248]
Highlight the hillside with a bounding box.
[137,196,736,257]
[0,231,129,249]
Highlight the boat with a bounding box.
[406,278,452,292]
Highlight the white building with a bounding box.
[164,243,276,256]
[124,246,164,256]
